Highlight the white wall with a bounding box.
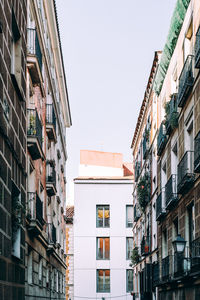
[79,164,124,177]
[74,180,133,299]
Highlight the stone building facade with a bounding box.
[25,0,71,299]
[65,206,74,300]
[131,0,200,299]
[0,0,27,299]
[131,52,161,300]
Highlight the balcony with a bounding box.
[141,236,150,256]
[195,26,200,68]
[165,174,178,210]
[177,55,194,108]
[194,131,200,173]
[152,262,160,287]
[177,151,195,195]
[46,223,57,254]
[165,94,178,136]
[134,204,141,222]
[157,123,167,156]
[162,256,170,281]
[135,161,141,182]
[46,104,57,141]
[191,237,200,273]
[46,161,56,196]
[27,109,44,160]
[27,28,43,86]
[156,189,166,222]
[26,192,44,235]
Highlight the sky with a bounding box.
[56,0,177,195]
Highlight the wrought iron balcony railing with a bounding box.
[156,189,166,221]
[165,94,178,135]
[195,26,200,68]
[27,28,42,71]
[177,55,194,108]
[27,192,43,226]
[135,161,141,182]
[177,151,195,195]
[141,236,150,256]
[152,262,160,287]
[134,204,141,222]
[27,109,43,147]
[157,123,167,156]
[165,174,178,210]
[194,131,200,173]
[191,237,200,273]
[46,162,56,185]
[143,134,149,160]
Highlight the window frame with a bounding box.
[96,205,110,228]
[96,237,110,260]
[126,237,133,260]
[126,205,133,228]
[96,269,110,293]
[126,269,133,292]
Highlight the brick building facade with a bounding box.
[0,0,27,299]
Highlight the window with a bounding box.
[126,205,133,228]
[38,257,43,286]
[11,9,22,88]
[27,250,33,284]
[96,205,110,228]
[126,237,133,260]
[188,203,195,247]
[96,237,110,260]
[126,269,133,292]
[162,229,168,258]
[11,181,21,259]
[97,269,110,293]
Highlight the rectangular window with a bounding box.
[126,205,133,227]
[126,237,133,260]
[97,237,110,260]
[126,269,133,292]
[97,269,110,293]
[96,205,110,228]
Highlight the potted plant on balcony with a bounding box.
[137,172,151,211]
[130,247,140,266]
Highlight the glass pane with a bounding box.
[126,206,133,227]
[97,207,103,227]
[105,238,110,259]
[97,270,104,292]
[104,270,110,292]
[127,238,133,259]
[98,238,103,259]
[127,270,133,292]
[104,207,110,227]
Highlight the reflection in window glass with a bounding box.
[97,237,110,260]
[126,269,133,292]
[126,205,133,227]
[97,269,110,293]
[96,205,110,227]
[126,237,133,260]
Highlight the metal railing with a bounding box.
[46,162,56,186]
[191,237,200,272]
[165,94,178,135]
[46,104,56,131]
[156,189,166,221]
[157,123,167,156]
[177,151,194,194]
[27,192,43,226]
[152,262,160,287]
[27,28,42,70]
[46,223,57,244]
[194,131,200,173]
[195,26,200,68]
[27,109,43,148]
[141,236,150,256]
[165,174,178,209]
[177,55,194,108]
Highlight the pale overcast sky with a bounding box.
[56,0,177,184]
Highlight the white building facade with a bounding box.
[74,151,134,299]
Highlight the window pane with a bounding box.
[105,238,110,259]
[97,207,103,227]
[104,207,110,227]
[97,238,110,260]
[97,206,110,228]
[97,270,110,293]
[127,238,133,259]
[97,238,103,259]
[126,206,133,227]
[127,270,133,292]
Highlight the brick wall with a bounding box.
[0,0,27,299]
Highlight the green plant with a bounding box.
[144,127,150,140]
[137,172,151,211]
[12,199,25,237]
[130,247,140,266]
